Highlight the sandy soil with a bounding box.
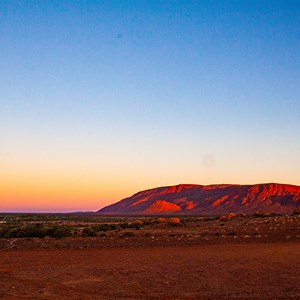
[1,243,300,299]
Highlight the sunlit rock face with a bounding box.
[98,183,300,215]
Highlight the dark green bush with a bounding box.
[46,225,72,238]
[91,224,116,232]
[119,220,145,230]
[119,222,131,229]
[82,227,97,237]
[0,224,47,238]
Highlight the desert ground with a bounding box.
[0,214,300,299]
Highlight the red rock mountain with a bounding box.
[98,183,300,215]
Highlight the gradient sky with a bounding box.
[1,0,300,212]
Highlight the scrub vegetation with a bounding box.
[0,211,299,241]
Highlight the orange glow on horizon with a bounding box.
[0,171,128,212]
[1,161,300,212]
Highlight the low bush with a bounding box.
[45,225,72,238]
[82,227,97,237]
[91,224,116,232]
[141,219,152,225]
[0,224,47,238]
[120,221,143,230]
[219,213,236,221]
[168,218,181,226]
[157,218,167,223]
[119,222,131,229]
[254,211,270,218]
[292,208,300,215]
[131,219,144,229]
[0,224,73,239]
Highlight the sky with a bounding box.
[1,0,300,212]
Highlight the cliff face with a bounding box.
[98,183,300,215]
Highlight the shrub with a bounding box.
[254,211,270,218]
[157,218,167,223]
[82,227,97,237]
[0,224,73,239]
[46,225,72,238]
[168,218,181,226]
[142,219,152,225]
[119,221,144,230]
[183,217,194,223]
[131,219,143,229]
[119,222,130,229]
[292,208,300,215]
[219,213,236,221]
[91,224,116,232]
[1,224,47,239]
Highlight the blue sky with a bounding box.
[0,0,300,211]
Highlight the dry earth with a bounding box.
[1,243,300,299]
[0,215,300,299]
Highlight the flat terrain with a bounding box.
[1,243,300,299]
[0,214,300,299]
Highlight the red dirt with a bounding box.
[1,215,300,299]
[1,243,300,299]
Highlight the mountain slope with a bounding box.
[98,183,300,215]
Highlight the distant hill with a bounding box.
[98,183,300,215]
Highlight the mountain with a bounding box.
[98,183,300,215]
